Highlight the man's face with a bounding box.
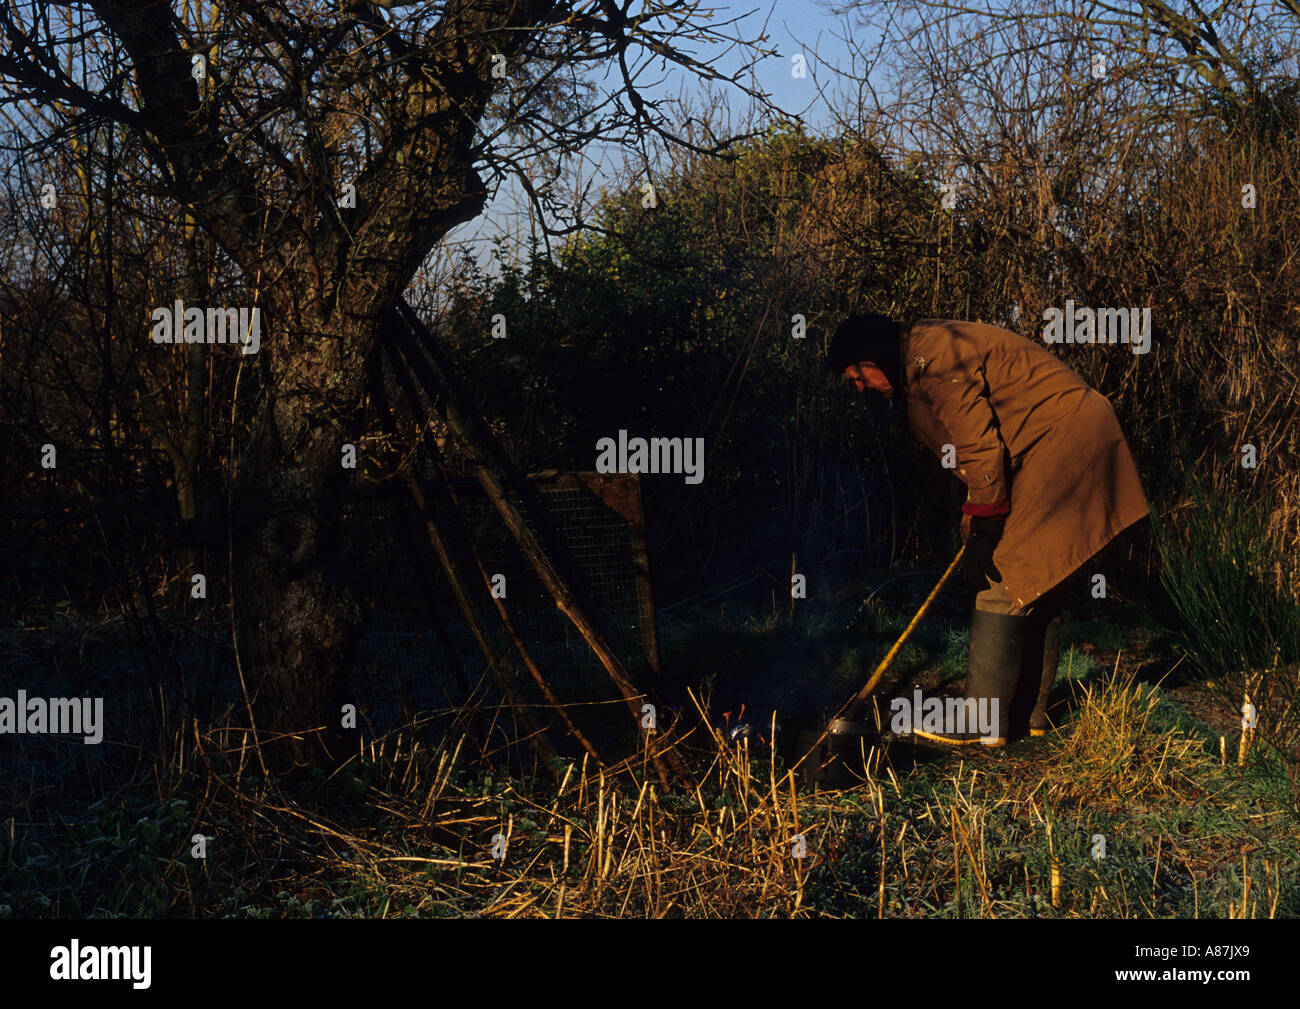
[843,361,892,397]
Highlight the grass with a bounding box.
[657,573,972,728]
[1153,473,1300,677]
[3,583,1298,919]
[1152,472,1300,818]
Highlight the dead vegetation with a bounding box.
[10,635,1292,920]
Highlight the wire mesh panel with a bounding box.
[343,472,658,738]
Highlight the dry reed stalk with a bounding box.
[595,771,606,881]
[950,809,962,916]
[1264,859,1279,918]
[603,792,619,880]
[878,811,887,917]
[1238,686,1255,767]
[1047,819,1060,910]
[1239,854,1253,918]
[236,729,248,784]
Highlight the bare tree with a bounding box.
[0,0,778,769]
[815,0,1299,323]
[833,1,1300,115]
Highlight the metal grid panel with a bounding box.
[345,475,654,734]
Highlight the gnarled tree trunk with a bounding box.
[231,300,374,771]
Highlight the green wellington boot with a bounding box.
[913,609,1029,747]
[1027,614,1062,737]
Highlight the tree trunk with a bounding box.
[232,304,371,773]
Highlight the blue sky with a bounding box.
[633,0,871,134]
[442,1,879,274]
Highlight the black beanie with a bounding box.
[827,313,905,384]
[826,313,909,431]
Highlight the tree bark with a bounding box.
[231,302,371,773]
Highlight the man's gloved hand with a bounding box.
[962,514,1005,588]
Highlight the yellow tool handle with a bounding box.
[792,545,966,774]
[850,544,967,708]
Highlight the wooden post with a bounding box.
[423,445,604,767]
[385,305,691,789]
[371,346,559,776]
[405,474,563,779]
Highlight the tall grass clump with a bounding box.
[1153,472,1300,808]
[1153,472,1300,677]
[1045,668,1208,808]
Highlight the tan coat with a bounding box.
[902,319,1149,608]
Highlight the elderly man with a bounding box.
[828,313,1149,745]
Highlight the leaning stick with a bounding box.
[792,546,966,775]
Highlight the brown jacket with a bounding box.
[902,319,1149,607]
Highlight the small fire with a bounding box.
[721,703,770,745]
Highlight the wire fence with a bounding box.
[343,472,659,739]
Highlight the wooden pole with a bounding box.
[373,344,561,777]
[405,474,563,780]
[385,305,691,789]
[424,437,604,767]
[396,300,596,609]
[792,546,966,776]
[382,323,599,763]
[369,351,481,715]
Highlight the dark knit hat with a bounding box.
[826,313,909,432]
[826,313,904,381]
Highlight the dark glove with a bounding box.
[962,514,1005,588]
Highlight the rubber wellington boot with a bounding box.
[1027,614,1062,737]
[1011,612,1048,736]
[913,610,1029,747]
